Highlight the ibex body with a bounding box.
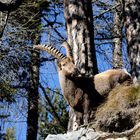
[94,69,132,97]
[34,44,132,131]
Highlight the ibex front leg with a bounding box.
[83,93,90,125]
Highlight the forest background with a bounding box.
[0,0,139,140]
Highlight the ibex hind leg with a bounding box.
[83,94,90,125]
[73,112,83,131]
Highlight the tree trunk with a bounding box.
[26,49,40,140]
[64,0,98,76]
[26,9,41,140]
[124,0,140,84]
[113,0,123,69]
[64,0,100,131]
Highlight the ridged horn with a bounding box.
[33,44,66,60]
[61,41,73,60]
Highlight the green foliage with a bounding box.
[34,0,50,11]
[38,88,68,139]
[0,82,17,102]
[3,127,16,140]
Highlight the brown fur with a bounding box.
[94,69,132,97]
[58,59,103,130]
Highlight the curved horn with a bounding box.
[61,41,73,60]
[33,44,66,60]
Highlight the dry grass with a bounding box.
[130,128,140,140]
[92,84,140,134]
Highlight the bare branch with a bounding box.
[93,3,120,19]
[0,11,9,38]
[39,84,62,126]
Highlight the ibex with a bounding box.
[33,44,96,129]
[33,44,132,131]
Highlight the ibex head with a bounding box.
[33,44,78,77]
[57,57,78,77]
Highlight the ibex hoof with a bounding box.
[73,122,79,131]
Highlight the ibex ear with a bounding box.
[70,58,74,63]
[66,57,74,63]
